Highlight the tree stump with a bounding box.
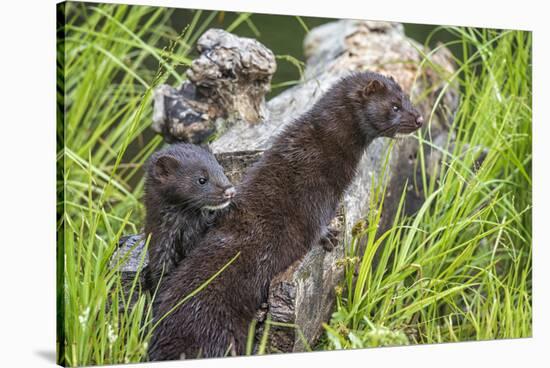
[152,28,276,143]
[112,19,458,354]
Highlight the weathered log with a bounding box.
[152,28,276,143]
[113,19,458,355]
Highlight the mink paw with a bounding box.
[320,227,340,252]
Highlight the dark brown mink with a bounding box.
[148,71,424,360]
[144,143,236,289]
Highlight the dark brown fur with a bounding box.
[148,71,423,360]
[144,143,235,289]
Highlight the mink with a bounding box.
[148,71,424,360]
[144,143,236,289]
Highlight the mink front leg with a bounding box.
[319,205,340,252]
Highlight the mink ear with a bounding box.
[364,79,386,96]
[154,155,180,182]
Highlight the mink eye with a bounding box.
[198,177,208,185]
[392,105,400,112]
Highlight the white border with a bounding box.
[0,0,547,367]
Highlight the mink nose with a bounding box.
[223,187,236,199]
[415,115,424,127]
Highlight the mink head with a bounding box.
[146,144,235,211]
[345,72,424,139]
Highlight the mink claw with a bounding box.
[320,227,340,252]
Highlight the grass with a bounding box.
[323,27,532,349]
[58,3,203,365]
[57,2,532,366]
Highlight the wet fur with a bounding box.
[148,72,422,360]
[144,143,233,289]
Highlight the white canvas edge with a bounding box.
[0,0,546,367]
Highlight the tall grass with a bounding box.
[323,28,531,349]
[58,2,532,365]
[57,3,218,365]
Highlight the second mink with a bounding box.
[143,143,236,288]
